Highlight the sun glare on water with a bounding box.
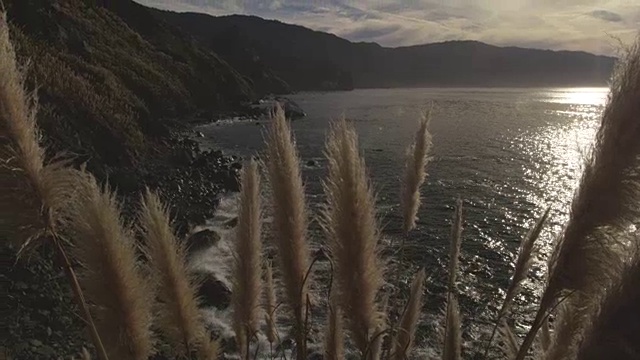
[549,87,609,106]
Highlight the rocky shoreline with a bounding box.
[1,120,248,359]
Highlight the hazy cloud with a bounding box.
[134,0,639,55]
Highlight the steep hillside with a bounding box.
[153,12,616,90]
[5,0,253,166]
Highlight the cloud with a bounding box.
[133,0,639,55]
[589,9,623,22]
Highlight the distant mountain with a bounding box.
[150,11,616,92]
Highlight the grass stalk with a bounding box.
[265,105,312,360]
[322,118,385,358]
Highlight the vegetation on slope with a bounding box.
[5,0,253,166]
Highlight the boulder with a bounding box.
[224,217,238,229]
[196,273,231,309]
[187,229,221,255]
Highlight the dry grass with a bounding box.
[574,253,640,360]
[391,268,426,360]
[516,35,640,360]
[324,283,344,360]
[499,322,518,359]
[400,112,432,234]
[231,159,263,359]
[0,11,76,250]
[322,118,385,357]
[264,105,312,359]
[264,260,278,345]
[140,190,216,359]
[483,208,550,356]
[69,176,153,360]
[4,6,640,358]
[443,294,462,360]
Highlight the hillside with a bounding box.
[152,12,616,91]
[5,0,255,167]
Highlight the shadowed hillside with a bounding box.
[152,12,616,91]
[5,0,254,166]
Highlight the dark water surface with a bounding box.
[197,87,607,355]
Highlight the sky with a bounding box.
[135,0,639,56]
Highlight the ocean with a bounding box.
[193,87,608,357]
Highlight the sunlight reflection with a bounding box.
[547,87,608,106]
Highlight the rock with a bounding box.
[187,230,221,254]
[220,170,241,192]
[196,274,231,309]
[224,217,238,229]
[275,338,294,353]
[306,159,318,167]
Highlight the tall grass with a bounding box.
[400,112,432,234]
[4,6,640,359]
[264,105,312,360]
[516,35,640,360]
[0,11,109,360]
[391,268,426,360]
[232,159,263,359]
[140,190,217,359]
[69,176,154,360]
[322,119,385,358]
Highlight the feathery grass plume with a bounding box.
[442,294,462,360]
[442,199,463,360]
[0,11,76,250]
[483,208,550,356]
[322,118,385,357]
[391,268,426,360]
[370,291,390,360]
[400,112,432,234]
[140,190,213,359]
[516,35,640,360]
[81,348,91,360]
[499,322,519,360]
[574,248,640,360]
[264,105,311,360]
[544,296,589,360]
[264,260,278,345]
[0,12,108,360]
[232,159,263,359]
[69,175,153,360]
[447,199,463,294]
[324,283,344,360]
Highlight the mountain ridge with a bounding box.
[149,10,616,91]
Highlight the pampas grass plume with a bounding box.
[442,294,462,360]
[140,190,211,358]
[69,176,153,360]
[400,112,432,234]
[322,118,384,357]
[324,283,344,360]
[265,105,311,359]
[484,208,550,356]
[264,260,278,345]
[232,159,263,359]
[517,35,640,360]
[443,199,463,360]
[0,11,76,251]
[391,268,426,360]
